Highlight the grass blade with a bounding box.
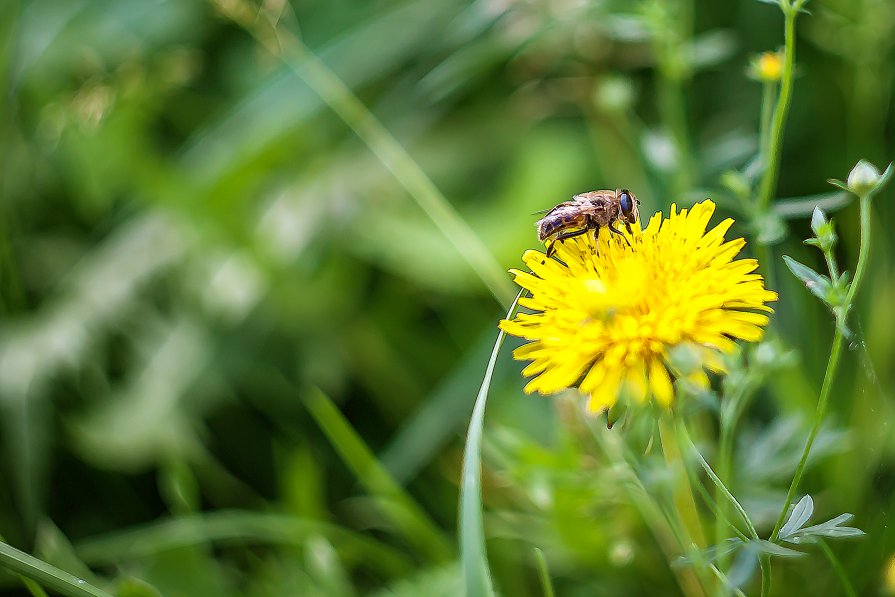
[74,511,410,577]
[534,548,556,597]
[459,290,523,597]
[304,387,452,563]
[0,540,113,597]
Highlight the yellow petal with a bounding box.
[649,358,674,407]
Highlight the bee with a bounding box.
[536,188,640,257]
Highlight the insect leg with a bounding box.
[546,228,589,257]
[608,222,632,247]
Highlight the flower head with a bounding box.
[500,200,777,414]
[749,51,784,82]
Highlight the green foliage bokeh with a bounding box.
[0,0,893,595]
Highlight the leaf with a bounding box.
[785,513,865,544]
[0,540,114,597]
[675,538,745,567]
[303,388,452,563]
[533,548,556,597]
[744,539,805,558]
[459,291,523,597]
[827,178,850,192]
[779,495,814,540]
[783,256,832,303]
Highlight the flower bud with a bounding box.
[847,160,882,196]
[806,207,837,253]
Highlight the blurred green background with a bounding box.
[1,0,894,595]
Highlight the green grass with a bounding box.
[0,0,893,595]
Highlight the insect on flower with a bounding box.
[536,188,640,257]
[502,200,777,414]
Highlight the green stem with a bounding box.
[770,194,873,543]
[770,328,844,544]
[715,377,759,556]
[658,75,694,195]
[756,7,799,212]
[659,415,707,547]
[674,414,767,596]
[591,423,710,597]
[843,194,873,314]
[674,418,759,541]
[818,539,858,597]
[708,565,748,597]
[758,81,776,163]
[756,242,776,292]
[823,249,840,283]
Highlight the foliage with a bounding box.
[1,0,894,595]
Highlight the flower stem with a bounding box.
[591,420,709,597]
[769,327,845,544]
[770,194,873,543]
[756,6,799,212]
[758,81,776,163]
[763,192,874,597]
[843,193,874,312]
[659,415,707,548]
[674,417,759,541]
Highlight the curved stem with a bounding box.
[770,193,873,543]
[756,9,799,212]
[844,194,873,311]
[674,418,759,541]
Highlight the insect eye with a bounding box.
[619,190,634,215]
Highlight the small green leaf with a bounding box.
[745,539,805,558]
[783,256,833,303]
[779,495,814,540]
[785,513,865,544]
[675,538,744,567]
[827,178,850,192]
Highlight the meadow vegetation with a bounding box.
[1,0,894,595]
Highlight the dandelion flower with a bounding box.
[500,200,777,414]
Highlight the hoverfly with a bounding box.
[536,188,640,257]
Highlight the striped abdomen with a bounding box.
[537,210,589,241]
